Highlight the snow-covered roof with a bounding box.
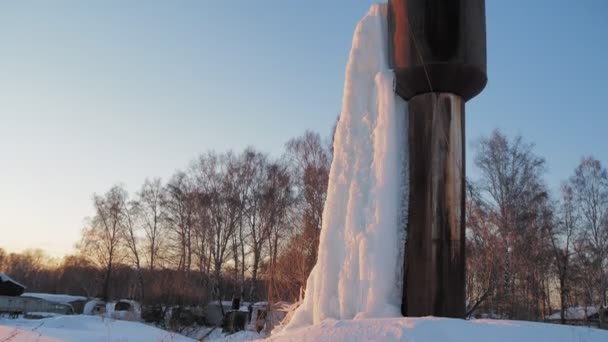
[22,292,87,304]
[0,272,26,289]
[546,306,598,320]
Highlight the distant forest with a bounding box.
[2,128,608,326]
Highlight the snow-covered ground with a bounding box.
[3,315,608,342]
[272,317,608,342]
[0,315,194,342]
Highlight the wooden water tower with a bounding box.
[388,0,487,318]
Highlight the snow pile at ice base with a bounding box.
[272,317,608,342]
[0,315,194,342]
[286,3,407,330]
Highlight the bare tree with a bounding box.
[80,185,127,300]
[192,152,240,310]
[465,181,499,317]
[472,130,552,319]
[570,156,608,327]
[0,248,6,271]
[240,149,270,300]
[233,148,265,300]
[192,181,212,289]
[284,131,330,290]
[164,172,196,276]
[138,178,166,271]
[263,161,293,330]
[547,184,579,324]
[120,197,145,301]
[224,153,247,300]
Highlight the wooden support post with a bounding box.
[402,93,465,317]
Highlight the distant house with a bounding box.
[546,306,608,325]
[205,301,236,326]
[23,293,88,314]
[84,299,107,315]
[109,299,142,321]
[83,299,142,321]
[0,295,73,315]
[0,273,26,296]
[0,276,81,316]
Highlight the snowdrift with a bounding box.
[272,317,608,342]
[0,315,194,342]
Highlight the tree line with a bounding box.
[2,128,607,327]
[76,130,331,310]
[466,130,608,327]
[2,130,330,311]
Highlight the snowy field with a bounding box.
[0,315,194,342]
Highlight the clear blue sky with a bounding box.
[1,1,606,257]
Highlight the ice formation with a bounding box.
[286,3,407,329]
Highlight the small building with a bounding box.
[84,298,143,321]
[0,273,25,297]
[109,299,142,321]
[546,306,608,326]
[84,299,107,315]
[247,301,293,333]
[0,295,73,315]
[221,298,251,334]
[204,301,235,326]
[167,305,206,326]
[0,276,79,316]
[23,293,88,314]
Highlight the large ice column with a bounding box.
[286,3,407,329]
